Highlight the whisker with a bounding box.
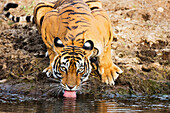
[81,80,89,85]
[57,87,63,97]
[47,77,61,83]
[79,80,91,92]
[45,84,64,97]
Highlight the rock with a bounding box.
[157,7,164,12]
[142,65,151,72]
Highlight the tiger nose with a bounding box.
[66,84,77,90]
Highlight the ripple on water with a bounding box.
[0,92,169,113]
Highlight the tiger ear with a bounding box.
[54,37,64,47]
[83,40,94,51]
[53,37,65,54]
[83,40,94,57]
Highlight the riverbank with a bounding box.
[0,0,169,98]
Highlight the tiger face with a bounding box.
[52,37,94,91]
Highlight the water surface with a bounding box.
[0,92,169,113]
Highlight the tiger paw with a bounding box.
[43,66,52,77]
[99,63,122,85]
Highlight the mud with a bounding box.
[0,0,169,98]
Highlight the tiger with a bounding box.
[3,0,123,97]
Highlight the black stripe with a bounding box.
[64,55,82,61]
[40,16,44,25]
[64,37,68,41]
[90,7,99,10]
[64,56,72,59]
[75,60,80,64]
[79,52,84,57]
[78,41,84,44]
[16,17,20,22]
[66,26,71,30]
[65,60,69,63]
[35,5,54,19]
[26,16,31,22]
[68,34,74,39]
[76,6,89,11]
[3,7,9,11]
[70,18,75,21]
[44,27,53,47]
[69,52,78,55]
[35,5,54,14]
[109,31,111,40]
[53,56,60,73]
[85,58,89,74]
[62,17,71,20]
[76,39,84,42]
[32,17,35,24]
[75,20,90,24]
[44,29,47,40]
[75,30,87,38]
[59,9,74,16]
[12,16,15,21]
[36,2,45,6]
[85,0,98,3]
[4,3,18,11]
[62,22,69,24]
[95,47,99,56]
[69,12,91,16]
[74,57,82,60]
[72,40,74,45]
[72,26,78,29]
[5,12,10,18]
[61,52,67,56]
[76,39,84,44]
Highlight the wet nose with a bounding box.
[68,86,74,89]
[66,84,77,90]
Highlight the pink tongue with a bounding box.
[63,91,76,98]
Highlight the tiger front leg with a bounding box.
[98,45,123,85]
[43,49,56,77]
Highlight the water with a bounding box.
[0,92,169,113]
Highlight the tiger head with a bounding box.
[51,37,94,91]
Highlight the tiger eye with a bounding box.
[60,66,67,72]
[78,68,84,73]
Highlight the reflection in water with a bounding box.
[49,98,77,113]
[63,98,76,112]
[0,94,169,113]
[48,98,121,113]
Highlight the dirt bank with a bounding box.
[0,0,169,98]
